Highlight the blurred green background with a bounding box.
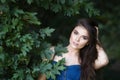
[0,0,120,80]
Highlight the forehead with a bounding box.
[73,26,89,36]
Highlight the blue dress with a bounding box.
[49,61,81,80]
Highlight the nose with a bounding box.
[76,37,80,42]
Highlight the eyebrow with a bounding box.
[74,29,89,37]
[74,29,78,33]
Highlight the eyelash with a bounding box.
[74,31,78,35]
[73,30,88,40]
[83,36,88,40]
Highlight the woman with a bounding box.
[39,18,109,80]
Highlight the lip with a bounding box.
[73,42,79,46]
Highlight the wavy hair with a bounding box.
[75,19,98,80]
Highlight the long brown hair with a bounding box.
[76,19,98,80]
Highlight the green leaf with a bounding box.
[85,2,100,17]
[44,49,53,59]
[0,53,5,62]
[32,66,40,73]
[40,62,52,73]
[57,66,65,70]
[11,18,19,29]
[1,0,6,3]
[0,46,3,52]
[45,58,65,80]
[40,0,50,10]
[14,9,24,17]
[11,0,16,2]
[54,44,67,56]
[12,69,24,80]
[40,27,55,39]
[26,74,34,80]
[27,0,33,4]
[60,0,65,4]
[51,4,62,13]
[23,12,41,25]
[50,74,56,80]
[44,63,52,70]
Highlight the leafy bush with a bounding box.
[0,0,99,79]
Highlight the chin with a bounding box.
[71,44,80,50]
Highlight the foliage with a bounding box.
[93,0,120,59]
[0,0,99,80]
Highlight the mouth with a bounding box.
[73,42,79,46]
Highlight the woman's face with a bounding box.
[69,26,89,50]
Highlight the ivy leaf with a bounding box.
[44,63,52,71]
[51,70,60,75]
[60,0,65,4]
[40,27,55,39]
[39,62,52,73]
[44,49,53,59]
[32,66,40,73]
[40,48,53,59]
[1,0,6,3]
[57,65,65,70]
[11,0,16,2]
[51,4,62,13]
[26,74,34,80]
[54,44,68,56]
[0,46,3,52]
[0,53,5,62]
[23,12,41,25]
[50,74,56,80]
[14,9,24,17]
[12,69,24,80]
[85,2,100,17]
[27,0,33,5]
[46,58,65,80]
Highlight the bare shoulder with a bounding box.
[53,55,65,62]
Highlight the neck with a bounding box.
[67,45,80,56]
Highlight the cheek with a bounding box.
[69,34,74,42]
[79,40,88,47]
[69,36,72,44]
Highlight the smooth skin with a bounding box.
[38,25,109,80]
[54,25,109,69]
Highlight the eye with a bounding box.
[73,30,78,35]
[83,36,88,40]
